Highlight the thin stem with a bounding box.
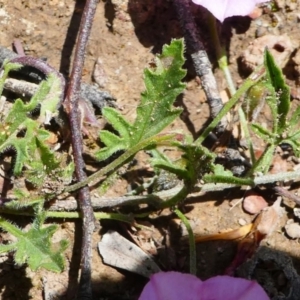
[238,107,256,164]
[2,168,300,218]
[173,0,227,133]
[0,209,137,222]
[0,45,115,108]
[8,56,65,104]
[63,0,98,298]
[208,13,236,96]
[64,134,176,193]
[174,208,196,275]
[196,64,265,144]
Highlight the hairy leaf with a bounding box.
[96,39,186,161]
[0,62,63,175]
[251,144,275,175]
[264,49,290,134]
[251,123,274,143]
[0,216,68,272]
[203,164,253,185]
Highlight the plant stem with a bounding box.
[174,208,196,275]
[64,134,176,193]
[207,13,236,96]
[196,64,265,144]
[173,0,226,133]
[8,56,66,104]
[63,0,98,298]
[3,165,300,214]
[0,209,137,222]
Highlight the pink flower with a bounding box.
[139,271,269,300]
[191,0,269,22]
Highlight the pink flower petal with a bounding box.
[191,0,269,22]
[139,272,270,300]
[139,272,203,300]
[201,275,270,300]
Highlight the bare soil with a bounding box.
[0,0,300,299]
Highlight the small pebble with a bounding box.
[243,192,268,214]
[285,222,300,239]
[294,208,300,220]
[238,218,247,226]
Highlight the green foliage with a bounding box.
[242,82,267,121]
[24,136,60,187]
[0,40,190,274]
[0,61,22,95]
[264,49,290,135]
[0,211,68,272]
[1,38,299,277]
[244,49,300,173]
[194,48,300,184]
[203,164,253,185]
[152,140,216,193]
[0,61,70,272]
[95,39,186,161]
[0,63,62,175]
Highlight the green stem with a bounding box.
[64,134,175,193]
[203,175,254,186]
[195,64,265,145]
[238,107,256,164]
[0,209,137,223]
[160,186,189,208]
[174,208,196,275]
[208,13,236,96]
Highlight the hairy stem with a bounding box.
[196,64,265,144]
[208,13,236,96]
[174,208,196,275]
[8,56,65,104]
[64,134,176,193]
[63,0,98,298]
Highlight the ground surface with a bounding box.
[0,0,300,299]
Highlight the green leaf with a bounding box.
[250,144,275,174]
[0,216,68,272]
[289,106,300,130]
[0,61,22,96]
[0,62,62,176]
[286,130,300,141]
[38,73,62,124]
[96,39,186,161]
[203,164,253,185]
[0,119,39,175]
[213,164,234,177]
[282,139,300,156]
[97,128,127,161]
[251,123,274,142]
[242,82,267,121]
[178,143,215,183]
[151,157,188,179]
[264,49,290,134]
[36,135,59,170]
[5,189,44,208]
[101,108,133,143]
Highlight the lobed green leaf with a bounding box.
[0,217,68,272]
[95,39,186,161]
